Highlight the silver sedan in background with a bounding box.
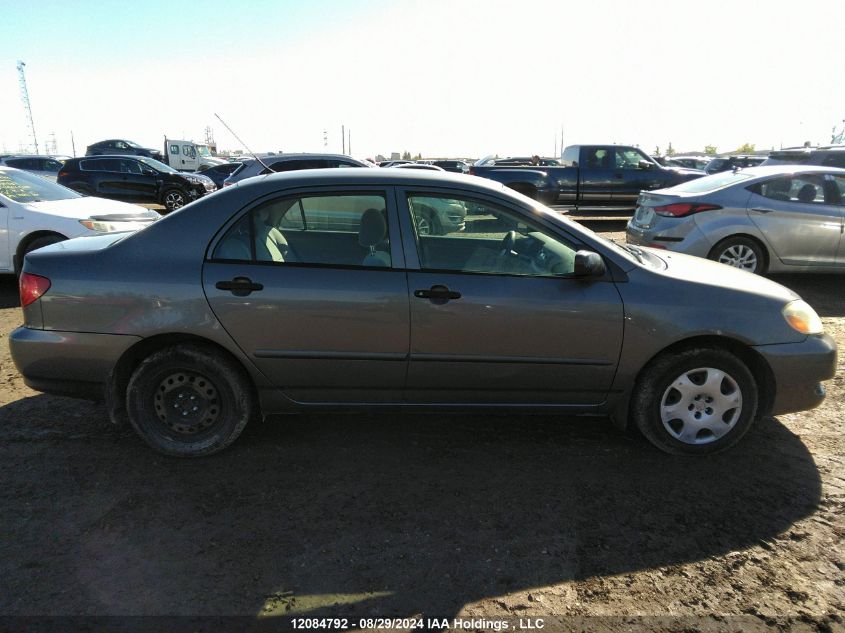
[626,165,845,274]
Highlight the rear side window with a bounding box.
[212,193,391,268]
[751,174,829,204]
[830,175,845,204]
[80,158,119,171]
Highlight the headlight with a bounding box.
[79,219,152,232]
[782,300,823,335]
[186,176,201,184]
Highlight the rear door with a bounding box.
[746,173,843,266]
[577,146,618,205]
[398,187,624,406]
[203,187,410,404]
[0,192,10,271]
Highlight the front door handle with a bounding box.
[751,208,775,214]
[414,285,461,301]
[215,276,264,297]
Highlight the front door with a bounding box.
[399,189,624,406]
[747,173,843,266]
[203,188,410,404]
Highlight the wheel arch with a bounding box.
[506,182,538,199]
[612,334,776,431]
[105,332,261,426]
[14,230,69,274]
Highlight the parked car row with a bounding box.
[10,168,836,459]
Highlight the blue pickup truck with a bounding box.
[471,145,704,209]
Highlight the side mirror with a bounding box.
[141,168,157,177]
[638,160,653,170]
[574,250,606,278]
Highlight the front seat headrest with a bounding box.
[358,208,387,248]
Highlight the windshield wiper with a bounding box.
[621,243,645,263]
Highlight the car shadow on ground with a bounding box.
[0,397,821,620]
[0,275,19,309]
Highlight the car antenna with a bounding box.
[214,113,271,171]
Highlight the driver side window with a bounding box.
[408,194,578,277]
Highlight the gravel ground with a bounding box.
[0,224,842,632]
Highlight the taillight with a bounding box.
[653,203,722,217]
[19,273,51,307]
[58,169,69,178]
[469,167,476,175]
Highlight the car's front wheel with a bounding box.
[631,347,758,455]
[162,188,188,213]
[126,344,256,456]
[708,236,766,274]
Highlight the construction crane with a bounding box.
[16,60,39,154]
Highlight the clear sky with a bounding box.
[2,0,844,159]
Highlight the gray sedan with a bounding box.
[626,165,845,274]
[10,169,837,457]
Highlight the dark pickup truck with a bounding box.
[471,145,704,209]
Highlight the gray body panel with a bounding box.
[9,168,837,426]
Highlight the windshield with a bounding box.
[125,140,141,148]
[669,170,753,194]
[138,156,179,174]
[0,169,80,203]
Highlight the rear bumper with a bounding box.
[753,333,837,416]
[9,327,141,401]
[625,218,713,257]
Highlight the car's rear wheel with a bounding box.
[708,236,766,274]
[15,234,67,276]
[162,188,188,213]
[126,344,255,457]
[631,348,758,455]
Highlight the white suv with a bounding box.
[0,167,159,274]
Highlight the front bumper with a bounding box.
[753,333,837,416]
[10,327,140,401]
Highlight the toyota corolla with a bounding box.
[9,169,837,456]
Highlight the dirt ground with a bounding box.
[0,225,843,632]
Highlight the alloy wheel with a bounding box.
[717,244,757,271]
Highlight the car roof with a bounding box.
[233,166,505,194]
[724,164,845,178]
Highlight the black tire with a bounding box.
[161,188,188,213]
[631,347,758,455]
[126,344,255,457]
[16,234,66,276]
[708,236,767,274]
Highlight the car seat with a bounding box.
[796,183,818,203]
[358,208,390,267]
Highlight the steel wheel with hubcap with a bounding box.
[660,367,743,445]
[631,347,758,455]
[126,344,255,456]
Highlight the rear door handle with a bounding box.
[215,276,264,297]
[414,285,461,301]
[751,208,775,214]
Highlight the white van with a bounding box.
[163,139,226,172]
